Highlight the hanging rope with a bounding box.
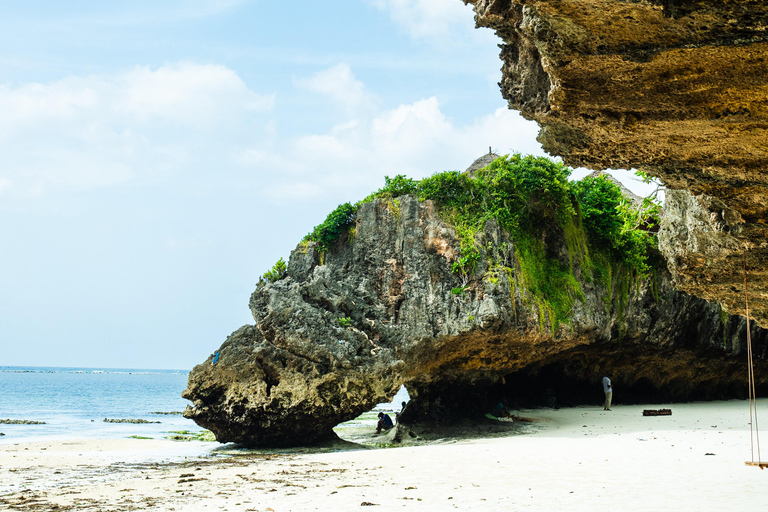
[743,250,762,466]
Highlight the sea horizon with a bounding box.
[0,365,409,446]
[0,365,200,445]
[0,365,190,374]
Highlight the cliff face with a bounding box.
[464,0,768,325]
[183,195,768,447]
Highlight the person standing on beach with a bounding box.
[603,376,613,411]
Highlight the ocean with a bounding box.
[0,366,411,445]
[0,366,201,444]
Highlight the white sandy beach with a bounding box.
[2,400,766,511]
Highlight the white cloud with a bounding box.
[0,80,98,136]
[0,63,274,200]
[294,64,377,116]
[370,0,474,40]
[237,65,544,203]
[365,100,543,177]
[372,97,451,155]
[116,63,274,126]
[0,61,545,211]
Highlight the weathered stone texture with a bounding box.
[184,196,768,446]
[463,0,768,324]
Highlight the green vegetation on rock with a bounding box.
[286,154,661,331]
[261,257,287,284]
[304,202,357,252]
[573,174,658,274]
[164,430,216,442]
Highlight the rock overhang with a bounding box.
[462,0,768,324]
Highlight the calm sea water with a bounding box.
[0,366,411,445]
[0,366,202,444]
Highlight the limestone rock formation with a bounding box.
[463,0,768,325]
[184,194,768,447]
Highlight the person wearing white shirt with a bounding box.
[603,376,613,411]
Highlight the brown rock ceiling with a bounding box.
[463,0,768,325]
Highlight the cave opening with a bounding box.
[497,366,762,410]
[398,357,768,428]
[331,385,411,444]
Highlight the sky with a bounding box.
[0,0,653,370]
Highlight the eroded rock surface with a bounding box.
[658,189,768,326]
[184,196,768,446]
[464,0,768,324]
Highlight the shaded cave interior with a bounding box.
[393,344,768,428]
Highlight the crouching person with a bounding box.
[376,412,394,434]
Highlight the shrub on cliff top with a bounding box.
[304,202,357,252]
[573,174,658,273]
[573,175,624,247]
[362,174,418,201]
[301,155,658,275]
[416,155,582,329]
[262,257,287,284]
[411,155,575,256]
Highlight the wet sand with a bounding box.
[1,400,766,511]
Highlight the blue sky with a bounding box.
[0,1,647,370]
